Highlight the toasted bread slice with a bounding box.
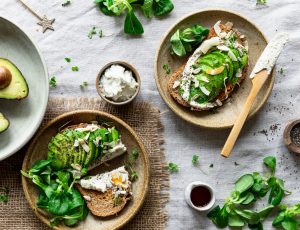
[168,22,248,111]
[75,185,130,217]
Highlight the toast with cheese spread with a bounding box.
[168,21,249,111]
[76,166,132,217]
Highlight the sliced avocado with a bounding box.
[229,48,240,75]
[211,51,234,81]
[0,113,9,133]
[0,58,28,100]
[48,143,68,169]
[85,137,96,166]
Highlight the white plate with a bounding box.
[0,17,49,161]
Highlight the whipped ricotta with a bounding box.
[100,64,138,102]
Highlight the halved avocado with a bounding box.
[0,58,28,100]
[0,113,9,133]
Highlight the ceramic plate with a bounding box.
[155,9,274,129]
[0,16,49,160]
[22,110,150,230]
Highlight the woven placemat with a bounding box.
[0,97,169,230]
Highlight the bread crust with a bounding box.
[75,185,130,217]
[168,22,248,111]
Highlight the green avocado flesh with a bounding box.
[0,58,29,100]
[47,126,121,170]
[180,38,248,105]
[0,113,9,133]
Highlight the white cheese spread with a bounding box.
[100,64,138,102]
[79,166,131,197]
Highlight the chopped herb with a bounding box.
[0,187,9,203]
[65,57,71,63]
[62,0,71,6]
[257,0,267,5]
[72,66,79,72]
[163,64,171,74]
[168,162,179,172]
[88,26,97,39]
[113,196,122,206]
[80,81,88,89]
[130,149,139,161]
[99,29,103,38]
[130,171,138,182]
[279,68,284,75]
[192,155,199,166]
[209,164,214,168]
[49,76,57,87]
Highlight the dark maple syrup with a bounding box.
[190,186,212,207]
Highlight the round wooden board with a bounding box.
[22,110,150,230]
[155,9,274,129]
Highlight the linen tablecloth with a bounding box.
[1,0,300,229]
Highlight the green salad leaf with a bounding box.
[263,156,276,174]
[21,160,87,227]
[273,203,300,230]
[95,0,174,35]
[207,156,288,229]
[170,24,209,57]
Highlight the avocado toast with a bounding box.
[48,123,127,171]
[168,21,249,111]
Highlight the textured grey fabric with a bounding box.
[1,0,300,229]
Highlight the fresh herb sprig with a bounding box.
[273,203,300,229]
[125,149,140,182]
[168,162,179,172]
[62,0,71,7]
[207,156,289,229]
[163,64,171,74]
[94,0,174,35]
[192,155,199,166]
[0,187,9,203]
[257,0,267,5]
[49,76,57,87]
[21,160,88,227]
[80,81,88,89]
[170,24,209,57]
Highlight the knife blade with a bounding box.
[250,33,289,79]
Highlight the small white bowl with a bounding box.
[184,181,216,212]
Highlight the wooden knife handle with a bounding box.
[221,70,269,158]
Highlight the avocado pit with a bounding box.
[0,66,12,89]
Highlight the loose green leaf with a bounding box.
[0,187,9,203]
[192,155,199,166]
[228,213,244,227]
[168,162,179,172]
[62,0,71,7]
[130,149,139,161]
[163,64,171,74]
[124,10,144,35]
[263,156,276,174]
[207,205,229,228]
[72,66,79,72]
[88,26,97,39]
[49,76,57,87]
[257,0,267,5]
[80,81,88,89]
[152,0,174,16]
[141,0,154,18]
[235,174,254,194]
[65,57,71,63]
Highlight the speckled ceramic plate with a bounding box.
[155,9,274,129]
[22,110,150,230]
[0,16,49,160]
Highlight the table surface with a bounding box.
[1,0,300,229]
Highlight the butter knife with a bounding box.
[221,33,289,158]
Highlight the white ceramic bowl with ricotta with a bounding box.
[96,61,140,106]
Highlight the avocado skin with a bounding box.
[0,113,10,133]
[0,58,29,100]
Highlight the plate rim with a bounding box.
[154,8,274,129]
[21,110,150,230]
[0,16,49,160]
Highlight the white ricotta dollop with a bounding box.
[100,64,138,102]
